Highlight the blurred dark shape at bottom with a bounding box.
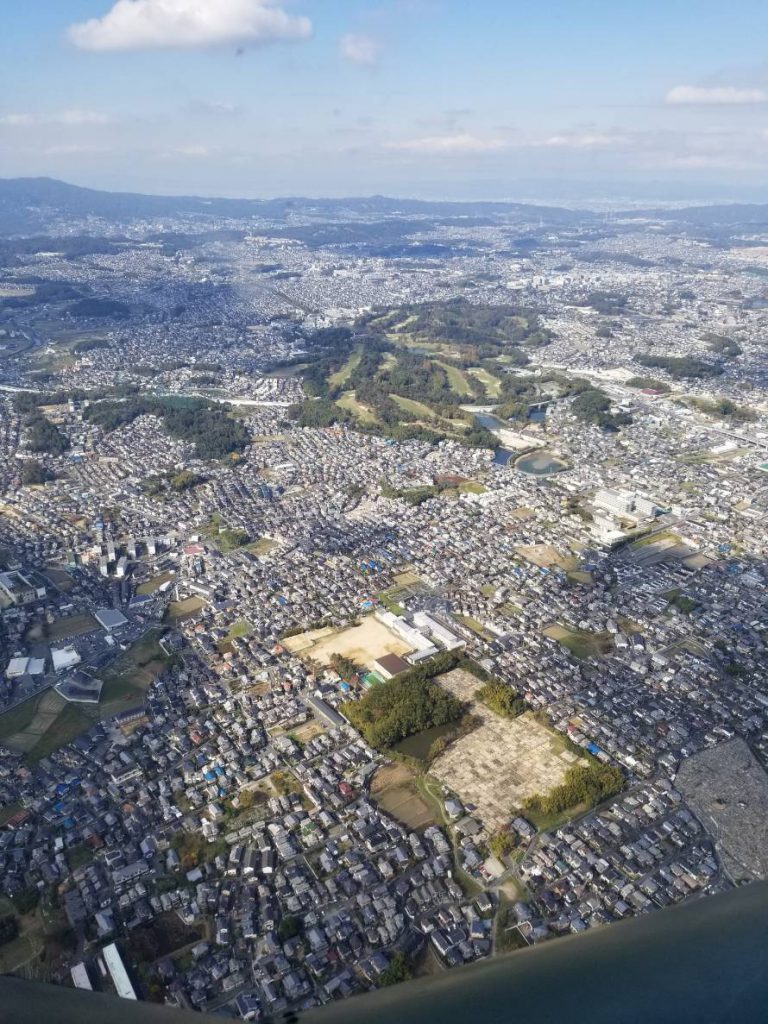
[1,881,767,1024]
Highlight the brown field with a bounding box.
[165,596,205,622]
[291,719,327,743]
[46,613,100,641]
[371,762,436,829]
[283,616,412,671]
[516,544,576,570]
[41,567,74,593]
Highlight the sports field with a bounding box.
[283,616,411,670]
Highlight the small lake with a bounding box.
[474,411,507,431]
[515,450,569,476]
[393,722,457,761]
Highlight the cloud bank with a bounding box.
[0,110,111,126]
[384,134,508,154]
[665,85,767,105]
[68,0,312,52]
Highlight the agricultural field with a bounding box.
[25,613,99,643]
[370,762,437,829]
[0,690,94,762]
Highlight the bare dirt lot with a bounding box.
[283,616,412,671]
[430,669,583,830]
[516,544,576,570]
[371,762,436,830]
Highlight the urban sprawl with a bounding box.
[0,183,767,1017]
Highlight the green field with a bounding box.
[246,537,278,557]
[328,349,362,388]
[136,571,175,595]
[543,624,614,660]
[336,390,380,424]
[435,361,474,396]
[0,633,171,761]
[467,366,503,398]
[390,394,441,420]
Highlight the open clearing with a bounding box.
[328,349,362,388]
[468,366,502,398]
[517,544,576,570]
[165,596,205,622]
[136,571,175,595]
[336,390,379,424]
[371,762,436,829]
[0,690,94,761]
[429,669,583,830]
[41,613,99,642]
[283,616,412,671]
[543,623,614,660]
[40,567,74,593]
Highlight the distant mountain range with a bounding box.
[0,177,585,235]
[2,176,768,237]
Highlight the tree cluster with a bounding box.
[25,414,69,454]
[329,652,363,681]
[524,761,624,817]
[636,354,723,380]
[83,397,250,460]
[571,389,632,432]
[477,680,526,718]
[378,952,413,987]
[701,333,742,358]
[625,376,671,393]
[344,651,463,749]
[20,459,54,485]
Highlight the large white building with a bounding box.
[594,488,659,522]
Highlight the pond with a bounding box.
[515,450,569,476]
[392,721,457,761]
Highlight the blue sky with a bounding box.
[3,1,768,199]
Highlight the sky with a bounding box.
[3,0,768,201]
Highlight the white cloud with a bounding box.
[56,109,112,125]
[539,131,632,149]
[189,99,241,116]
[665,85,767,105]
[339,33,380,67]
[0,114,35,127]
[0,110,111,127]
[175,144,212,157]
[68,0,312,52]
[384,133,508,154]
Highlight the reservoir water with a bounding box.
[515,450,569,475]
[393,722,457,761]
